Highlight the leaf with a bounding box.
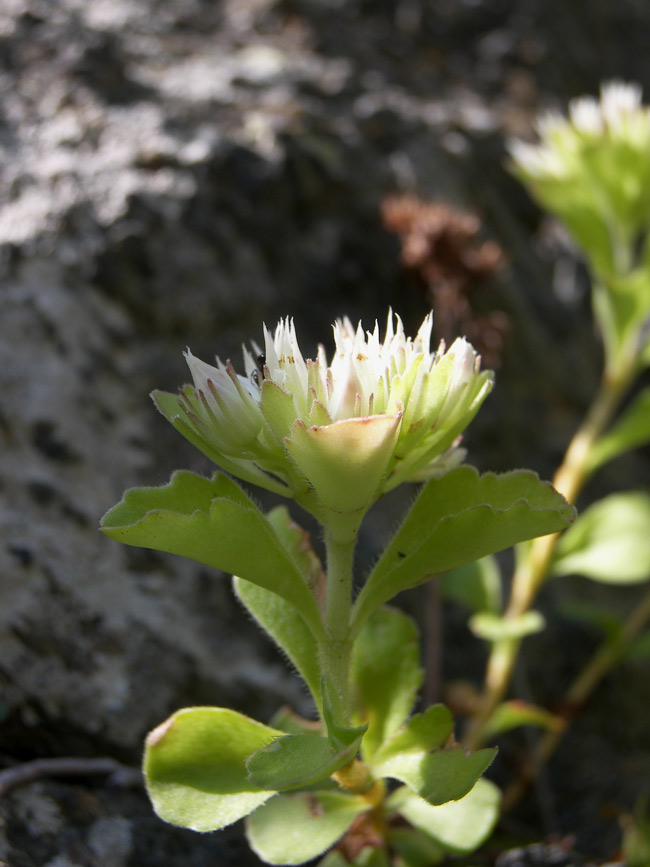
[353,468,574,633]
[370,705,453,770]
[587,389,650,473]
[481,700,563,739]
[245,791,369,865]
[268,707,322,736]
[143,706,281,832]
[322,678,368,752]
[439,555,502,614]
[388,829,445,866]
[388,778,500,853]
[233,576,323,716]
[551,492,650,584]
[469,611,545,642]
[350,607,423,760]
[246,733,362,791]
[557,599,624,642]
[373,744,496,807]
[101,471,324,638]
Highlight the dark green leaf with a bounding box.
[246,733,361,791]
[440,556,502,614]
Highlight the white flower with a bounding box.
[152,312,493,527]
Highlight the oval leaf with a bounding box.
[246,791,369,865]
[350,607,423,760]
[101,471,325,638]
[353,467,574,633]
[551,492,650,584]
[144,706,281,832]
[388,778,500,853]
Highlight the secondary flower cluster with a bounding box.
[153,312,492,523]
[509,81,650,274]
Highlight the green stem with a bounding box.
[464,361,634,751]
[319,528,357,724]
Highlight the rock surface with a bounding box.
[1,0,650,864]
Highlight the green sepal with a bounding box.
[470,611,545,642]
[100,470,325,639]
[388,777,500,853]
[245,790,370,865]
[143,706,281,832]
[152,390,291,496]
[551,492,650,584]
[439,555,502,614]
[586,388,650,474]
[481,700,563,739]
[353,467,574,633]
[350,607,423,760]
[246,732,362,792]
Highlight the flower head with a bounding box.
[509,81,650,273]
[153,312,493,530]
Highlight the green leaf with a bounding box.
[587,389,650,473]
[557,599,624,642]
[143,706,281,832]
[388,777,500,853]
[370,705,453,770]
[388,829,445,866]
[469,611,545,642]
[626,630,650,661]
[551,492,650,584]
[374,744,495,806]
[246,733,361,791]
[268,707,322,736]
[322,678,368,753]
[245,791,369,865]
[439,556,502,614]
[101,471,325,638]
[350,607,423,760]
[233,576,323,716]
[352,847,391,867]
[481,700,563,739]
[353,467,574,633]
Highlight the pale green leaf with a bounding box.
[469,611,545,642]
[482,700,563,739]
[353,468,574,633]
[370,705,453,771]
[143,706,281,832]
[587,389,650,473]
[439,556,502,614]
[350,607,423,760]
[245,791,369,865]
[388,778,500,853]
[101,471,324,638]
[551,492,650,584]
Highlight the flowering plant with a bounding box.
[101,312,573,866]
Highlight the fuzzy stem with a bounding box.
[319,528,357,724]
[464,363,634,751]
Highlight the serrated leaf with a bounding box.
[245,791,369,865]
[388,778,500,853]
[551,492,650,584]
[587,389,650,473]
[370,705,453,771]
[246,733,361,791]
[482,700,563,738]
[440,556,502,614]
[234,576,323,716]
[374,744,495,806]
[101,471,324,638]
[353,468,574,633]
[469,611,545,642]
[143,707,281,832]
[350,607,423,760]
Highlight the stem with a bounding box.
[464,363,634,751]
[319,528,357,723]
[502,582,650,811]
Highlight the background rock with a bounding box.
[1,0,650,864]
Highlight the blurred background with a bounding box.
[2,0,650,864]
